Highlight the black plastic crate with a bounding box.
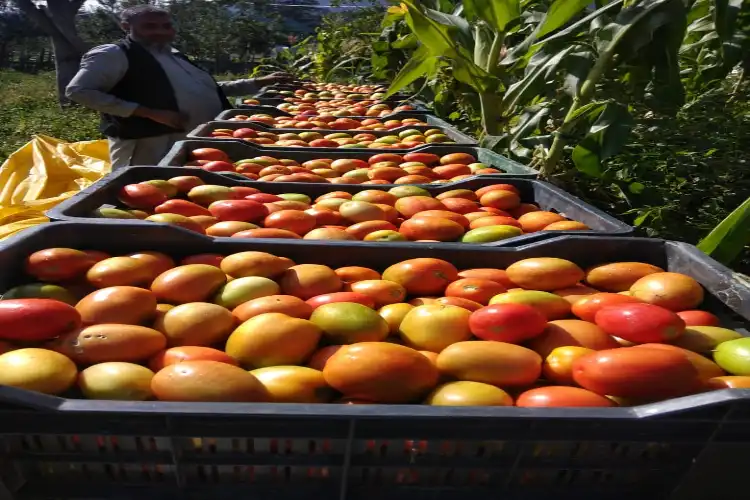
[187,120,478,149]
[0,223,748,500]
[159,140,537,178]
[46,166,632,245]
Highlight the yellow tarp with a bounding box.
[0,135,111,240]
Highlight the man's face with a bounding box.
[126,12,176,47]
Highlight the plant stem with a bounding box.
[541,49,613,178]
[486,32,504,74]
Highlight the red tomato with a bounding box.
[264,210,317,236]
[306,292,376,309]
[434,296,484,311]
[181,254,223,267]
[469,303,547,343]
[201,161,236,172]
[149,346,238,371]
[245,193,284,203]
[458,268,515,288]
[117,183,168,209]
[571,293,643,322]
[0,299,81,341]
[25,248,97,282]
[208,200,268,223]
[230,187,261,197]
[572,347,701,399]
[155,199,212,217]
[677,310,721,326]
[191,148,229,162]
[382,258,458,295]
[594,303,685,343]
[445,278,506,305]
[305,208,343,226]
[399,217,464,242]
[516,386,615,407]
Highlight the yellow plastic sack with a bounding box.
[0,134,111,240]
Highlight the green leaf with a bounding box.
[402,0,459,56]
[537,0,593,39]
[423,7,475,47]
[697,197,750,265]
[463,0,521,32]
[572,102,634,177]
[501,45,577,112]
[536,0,624,46]
[385,45,438,97]
[392,34,418,49]
[566,99,610,122]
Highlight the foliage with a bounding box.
[294,0,750,267]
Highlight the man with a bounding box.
[66,5,292,169]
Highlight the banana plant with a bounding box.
[698,196,750,266]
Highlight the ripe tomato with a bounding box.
[181,254,223,267]
[571,293,643,322]
[399,217,465,242]
[263,210,317,236]
[458,268,515,288]
[594,303,686,343]
[572,347,701,399]
[469,303,547,343]
[677,310,721,327]
[435,296,484,311]
[117,184,168,209]
[306,292,376,310]
[445,278,507,305]
[382,258,458,296]
[25,248,97,282]
[0,299,81,341]
[191,148,230,162]
[149,346,238,372]
[201,161,236,172]
[516,386,615,407]
[208,200,268,223]
[246,193,284,203]
[155,199,211,217]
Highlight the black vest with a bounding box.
[99,37,232,139]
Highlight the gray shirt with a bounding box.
[65,43,258,131]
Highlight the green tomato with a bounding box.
[714,337,750,375]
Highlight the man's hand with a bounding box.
[133,107,188,129]
[254,72,295,86]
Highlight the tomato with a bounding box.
[394,196,447,218]
[201,161,236,172]
[232,228,301,239]
[263,210,317,236]
[368,153,404,165]
[469,303,547,343]
[469,216,522,230]
[382,258,459,295]
[677,310,721,327]
[572,347,701,399]
[445,278,507,305]
[155,199,212,217]
[571,293,643,322]
[306,292,376,309]
[0,299,81,341]
[633,343,724,383]
[399,217,465,242]
[349,280,407,308]
[207,200,268,223]
[435,296,484,311]
[25,248,97,282]
[191,148,230,162]
[458,268,515,288]
[475,184,521,197]
[542,346,595,385]
[229,187,261,197]
[594,303,686,343]
[117,183,168,209]
[181,254,223,267]
[345,220,398,240]
[246,193,284,203]
[411,210,470,229]
[149,346,238,371]
[439,198,480,214]
[516,386,615,407]
[334,266,381,284]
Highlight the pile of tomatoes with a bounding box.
[0,246,747,406]
[106,175,590,243]
[184,149,505,182]
[228,114,431,132]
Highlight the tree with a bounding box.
[9,0,88,105]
